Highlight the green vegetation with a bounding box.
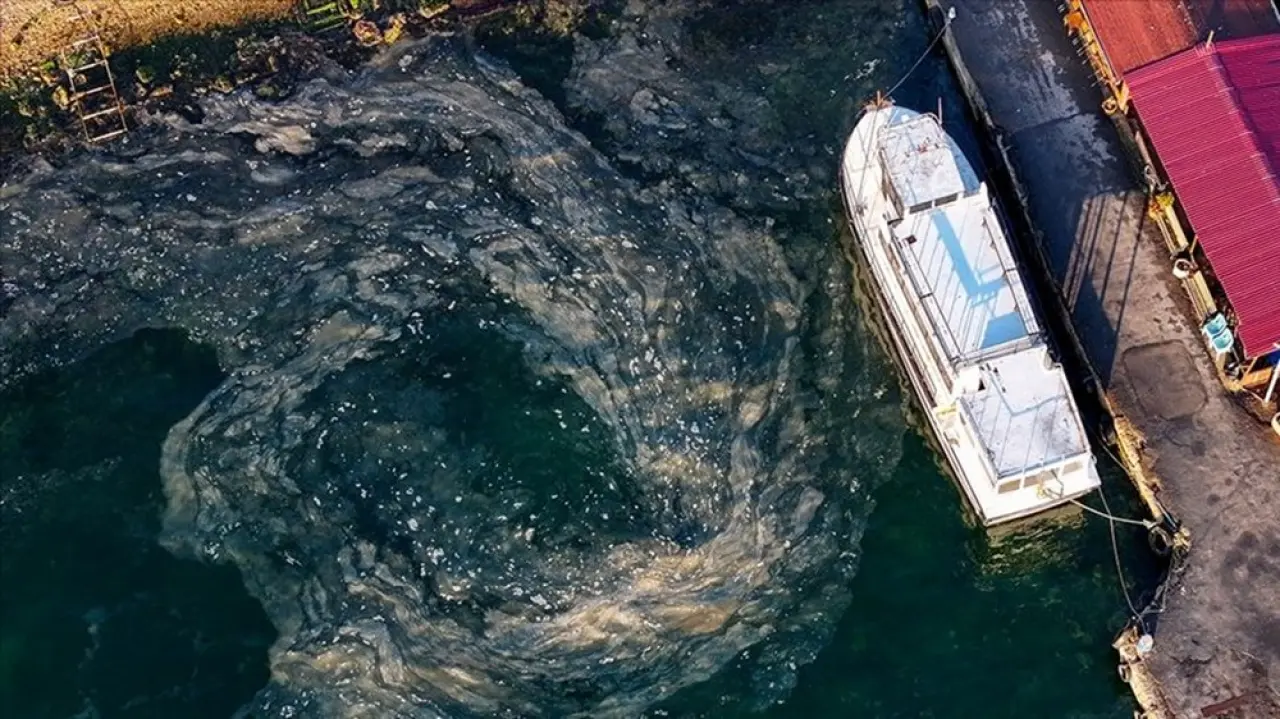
[0,0,606,164]
[0,20,295,158]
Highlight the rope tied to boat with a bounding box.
[884,6,957,99]
[1068,497,1156,529]
[1033,467,1155,627]
[1096,487,1150,629]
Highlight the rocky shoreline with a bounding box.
[0,1,600,169]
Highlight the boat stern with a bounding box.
[974,453,1103,526]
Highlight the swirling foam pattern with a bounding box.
[1,35,899,718]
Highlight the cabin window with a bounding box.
[997,480,1021,494]
[1022,470,1054,489]
[934,192,959,206]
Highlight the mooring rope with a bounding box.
[884,6,957,99]
[1068,497,1154,529]
[1073,418,1171,631]
[1095,487,1145,626]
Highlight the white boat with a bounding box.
[840,99,1101,525]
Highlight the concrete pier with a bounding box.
[925,0,1280,716]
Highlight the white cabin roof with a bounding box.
[893,193,1040,362]
[879,114,979,208]
[958,348,1090,478]
[841,103,1097,498]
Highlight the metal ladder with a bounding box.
[55,1,128,144]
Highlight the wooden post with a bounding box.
[1265,350,1280,405]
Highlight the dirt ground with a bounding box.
[0,0,299,77]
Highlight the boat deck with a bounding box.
[875,111,1042,366]
[896,196,1036,362]
[844,106,1093,484]
[958,349,1089,477]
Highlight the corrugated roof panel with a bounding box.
[1080,0,1280,74]
[1127,34,1280,358]
[1080,0,1196,74]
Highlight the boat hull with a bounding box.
[838,105,1100,526]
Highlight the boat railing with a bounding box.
[892,233,974,367]
[1010,368,1092,477]
[954,400,1003,483]
[890,202,1045,370]
[958,390,1051,485]
[956,334,1041,368]
[899,189,1043,348]
[964,365,1088,481]
[1001,452,1085,482]
[841,161,960,393]
[874,229,960,386]
[981,206,1043,337]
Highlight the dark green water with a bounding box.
[0,331,277,718]
[0,329,1158,718]
[1,2,1161,716]
[650,380,1159,718]
[770,439,1155,719]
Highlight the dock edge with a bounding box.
[918,2,1189,717]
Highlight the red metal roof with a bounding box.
[1127,34,1280,358]
[1080,0,1280,75]
[1082,0,1196,75]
